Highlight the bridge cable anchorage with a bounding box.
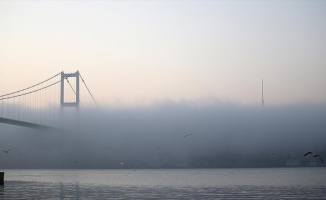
[64,76,84,107]
[79,73,98,106]
[0,81,61,101]
[0,72,61,98]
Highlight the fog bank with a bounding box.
[1,101,325,168]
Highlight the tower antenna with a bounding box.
[262,79,264,105]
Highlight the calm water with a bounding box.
[0,168,326,199]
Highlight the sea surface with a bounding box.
[0,168,326,199]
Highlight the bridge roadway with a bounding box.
[0,117,63,132]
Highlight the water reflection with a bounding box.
[0,185,3,196]
[75,183,80,200]
[59,183,65,200]
[1,181,326,199]
[59,182,82,199]
[2,168,326,199]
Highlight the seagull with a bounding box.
[304,152,323,163]
[184,134,193,138]
[2,148,11,153]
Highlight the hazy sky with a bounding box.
[1,0,325,106]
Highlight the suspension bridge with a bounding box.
[0,71,97,131]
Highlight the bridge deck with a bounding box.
[0,117,63,132]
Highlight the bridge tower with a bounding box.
[60,71,80,119]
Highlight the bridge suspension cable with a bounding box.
[79,73,98,106]
[0,72,63,129]
[0,80,61,101]
[0,72,61,98]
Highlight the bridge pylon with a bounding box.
[60,71,80,126]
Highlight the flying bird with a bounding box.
[304,152,323,163]
[184,134,193,138]
[2,148,11,153]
